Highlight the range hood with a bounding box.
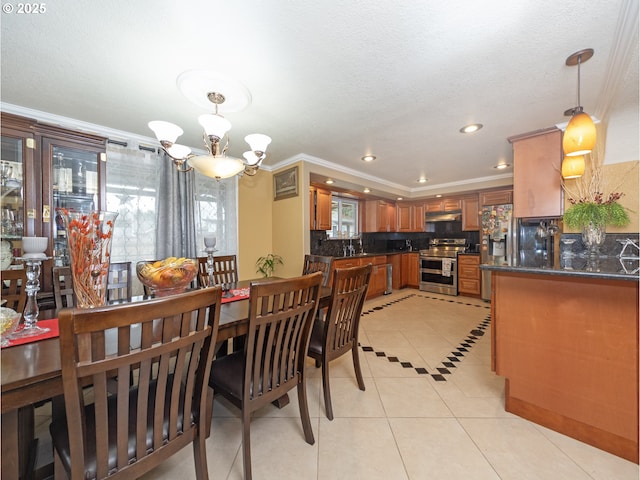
[425,211,462,222]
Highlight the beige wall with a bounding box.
[238,161,308,280]
[237,170,273,280]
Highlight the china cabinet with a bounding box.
[0,113,106,302]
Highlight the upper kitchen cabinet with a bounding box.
[363,199,396,232]
[1,112,106,298]
[424,197,462,213]
[397,202,425,232]
[461,194,480,231]
[480,188,513,206]
[310,186,332,230]
[508,128,563,218]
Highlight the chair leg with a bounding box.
[53,448,67,479]
[192,430,209,480]
[320,358,334,421]
[242,408,253,480]
[352,343,366,391]
[296,376,315,444]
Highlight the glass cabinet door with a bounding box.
[52,145,100,266]
[0,135,26,268]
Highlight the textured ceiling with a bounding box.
[1,0,638,197]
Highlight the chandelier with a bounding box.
[148,71,271,180]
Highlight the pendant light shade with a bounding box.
[563,112,596,157]
[561,155,586,179]
[562,49,596,160]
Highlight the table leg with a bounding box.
[1,410,20,479]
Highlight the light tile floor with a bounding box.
[36,289,639,479]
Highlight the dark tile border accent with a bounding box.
[359,293,491,381]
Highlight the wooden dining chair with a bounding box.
[49,286,222,480]
[198,254,238,288]
[2,268,27,313]
[209,272,323,480]
[106,261,132,301]
[307,264,372,420]
[52,266,75,310]
[302,254,334,287]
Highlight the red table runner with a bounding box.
[2,319,59,348]
[221,288,250,304]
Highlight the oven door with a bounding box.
[419,256,457,295]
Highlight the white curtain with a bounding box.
[105,142,238,267]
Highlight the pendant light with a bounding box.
[562,49,596,160]
[561,155,586,179]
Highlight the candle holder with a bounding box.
[12,254,51,338]
[203,235,217,287]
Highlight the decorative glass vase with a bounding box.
[59,210,118,308]
[581,222,606,256]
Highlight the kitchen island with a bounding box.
[482,258,639,463]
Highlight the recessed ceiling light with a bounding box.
[397,197,403,201]
[493,163,511,170]
[325,179,334,184]
[361,155,376,162]
[417,177,428,183]
[460,123,483,134]
[435,194,442,198]
[363,188,370,193]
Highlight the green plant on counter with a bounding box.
[256,253,283,278]
[563,195,630,230]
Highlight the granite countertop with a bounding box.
[480,255,639,282]
[333,250,417,259]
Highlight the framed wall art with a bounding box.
[273,166,299,200]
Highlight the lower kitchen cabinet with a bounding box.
[458,254,481,297]
[402,252,419,288]
[334,255,388,299]
[389,253,402,289]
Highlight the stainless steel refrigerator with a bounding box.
[480,203,517,300]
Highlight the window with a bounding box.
[331,197,358,237]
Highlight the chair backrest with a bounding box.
[302,254,334,287]
[1,268,27,313]
[243,272,322,409]
[198,255,238,287]
[107,261,132,301]
[52,266,75,310]
[53,287,222,479]
[323,264,372,357]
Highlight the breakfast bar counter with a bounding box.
[482,262,639,463]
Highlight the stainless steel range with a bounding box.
[419,238,467,295]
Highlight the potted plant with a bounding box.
[255,253,283,278]
[562,151,631,254]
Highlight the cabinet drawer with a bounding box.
[458,278,480,294]
[458,264,479,278]
[333,258,362,269]
[458,255,479,266]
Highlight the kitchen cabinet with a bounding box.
[397,202,425,232]
[457,254,480,297]
[367,255,388,298]
[310,187,332,230]
[1,112,106,301]
[402,252,420,288]
[461,195,480,231]
[363,200,396,232]
[389,253,402,289]
[425,197,462,213]
[396,203,412,232]
[480,188,513,206]
[508,128,563,218]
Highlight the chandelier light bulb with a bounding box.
[166,144,191,160]
[243,151,261,166]
[245,134,271,154]
[198,114,232,139]
[148,121,183,144]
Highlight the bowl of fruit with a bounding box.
[136,257,198,296]
[0,306,21,346]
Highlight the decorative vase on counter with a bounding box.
[59,209,118,308]
[581,222,606,256]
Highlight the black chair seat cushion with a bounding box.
[307,318,325,357]
[210,351,244,400]
[50,377,190,479]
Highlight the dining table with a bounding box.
[1,279,331,480]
